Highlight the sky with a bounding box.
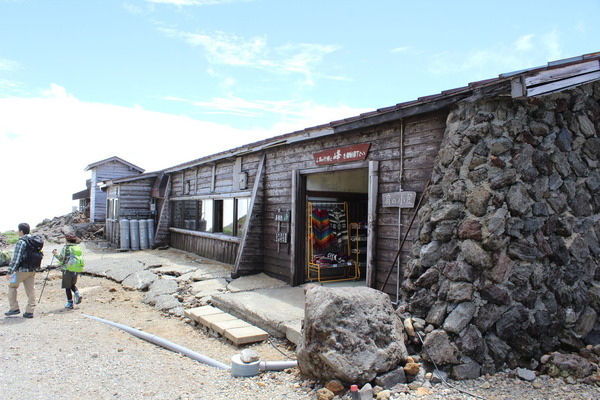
[1,0,599,232]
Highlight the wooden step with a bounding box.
[184,305,268,346]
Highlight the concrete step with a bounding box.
[184,305,268,346]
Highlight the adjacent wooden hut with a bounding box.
[78,157,145,223]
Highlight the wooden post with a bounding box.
[366,161,379,288]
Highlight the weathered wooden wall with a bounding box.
[164,110,448,294]
[170,229,240,264]
[376,111,448,294]
[104,177,156,248]
[91,160,143,222]
[167,154,261,265]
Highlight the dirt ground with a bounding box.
[0,242,309,400]
[2,235,600,400]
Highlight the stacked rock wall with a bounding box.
[405,80,600,378]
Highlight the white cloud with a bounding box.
[0,84,264,231]
[391,46,412,54]
[515,34,535,52]
[0,84,369,232]
[541,30,562,61]
[0,58,19,72]
[159,28,340,84]
[427,32,565,79]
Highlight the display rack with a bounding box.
[307,201,360,283]
[351,222,368,272]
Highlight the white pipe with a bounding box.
[83,314,231,370]
[259,360,298,371]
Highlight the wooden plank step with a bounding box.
[184,305,222,323]
[185,305,269,345]
[198,312,238,328]
[223,325,269,346]
[212,319,252,335]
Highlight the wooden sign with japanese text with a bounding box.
[382,191,417,208]
[313,143,371,165]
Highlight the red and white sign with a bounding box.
[313,143,371,165]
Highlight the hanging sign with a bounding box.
[382,191,417,208]
[274,210,290,245]
[313,143,371,165]
[274,211,290,222]
[275,232,289,243]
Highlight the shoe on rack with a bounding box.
[65,301,74,309]
[4,309,20,316]
[22,312,33,318]
[74,292,82,304]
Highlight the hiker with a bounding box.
[5,223,39,318]
[52,232,84,309]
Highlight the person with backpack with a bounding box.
[52,232,84,309]
[5,223,43,318]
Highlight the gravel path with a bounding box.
[1,243,599,400]
[0,243,307,400]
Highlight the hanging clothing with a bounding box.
[311,208,336,249]
[330,207,348,247]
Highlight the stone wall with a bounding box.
[404,80,600,378]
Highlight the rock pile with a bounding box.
[403,80,600,378]
[33,211,104,243]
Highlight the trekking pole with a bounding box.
[38,255,55,304]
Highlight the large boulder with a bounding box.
[297,285,408,385]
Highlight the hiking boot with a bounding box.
[74,292,82,304]
[65,301,74,309]
[22,312,33,318]
[4,309,20,316]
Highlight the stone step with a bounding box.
[184,305,268,346]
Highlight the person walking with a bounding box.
[5,223,39,318]
[52,232,84,309]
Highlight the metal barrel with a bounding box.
[119,218,130,250]
[139,219,149,249]
[147,218,155,247]
[129,219,140,250]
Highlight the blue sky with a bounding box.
[1,0,599,232]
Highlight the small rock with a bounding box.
[316,387,334,400]
[404,362,420,376]
[415,387,433,396]
[430,370,448,384]
[404,318,416,337]
[324,380,345,396]
[376,389,391,400]
[240,349,260,363]
[359,383,373,400]
[516,367,536,382]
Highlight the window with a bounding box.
[236,198,250,237]
[107,198,119,220]
[170,197,250,236]
[202,200,213,232]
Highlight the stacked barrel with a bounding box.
[119,218,155,250]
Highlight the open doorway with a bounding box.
[303,168,368,284]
